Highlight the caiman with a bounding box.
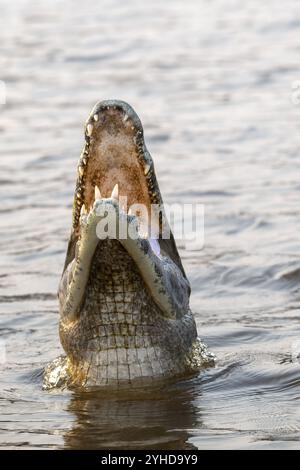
[43,100,213,390]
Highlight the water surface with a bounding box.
[0,0,300,449]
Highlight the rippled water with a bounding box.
[1,0,300,450]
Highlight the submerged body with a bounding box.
[44,100,213,389]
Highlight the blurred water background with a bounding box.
[1,0,300,449]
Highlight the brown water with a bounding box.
[1,0,300,450]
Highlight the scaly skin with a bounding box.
[43,100,214,390]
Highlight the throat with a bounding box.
[59,238,169,387]
[83,239,158,326]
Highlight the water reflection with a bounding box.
[64,384,200,450]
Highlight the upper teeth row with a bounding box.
[86,111,133,137]
[86,115,99,136]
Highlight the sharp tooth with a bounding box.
[94,185,101,200]
[93,114,98,121]
[78,166,84,177]
[128,207,133,216]
[144,163,150,176]
[86,123,93,136]
[123,114,128,122]
[111,183,119,200]
[80,204,87,216]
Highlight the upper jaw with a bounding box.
[88,100,144,136]
[72,100,163,233]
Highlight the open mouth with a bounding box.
[60,99,190,325]
[73,100,161,235]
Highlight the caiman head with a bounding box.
[44,100,213,390]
